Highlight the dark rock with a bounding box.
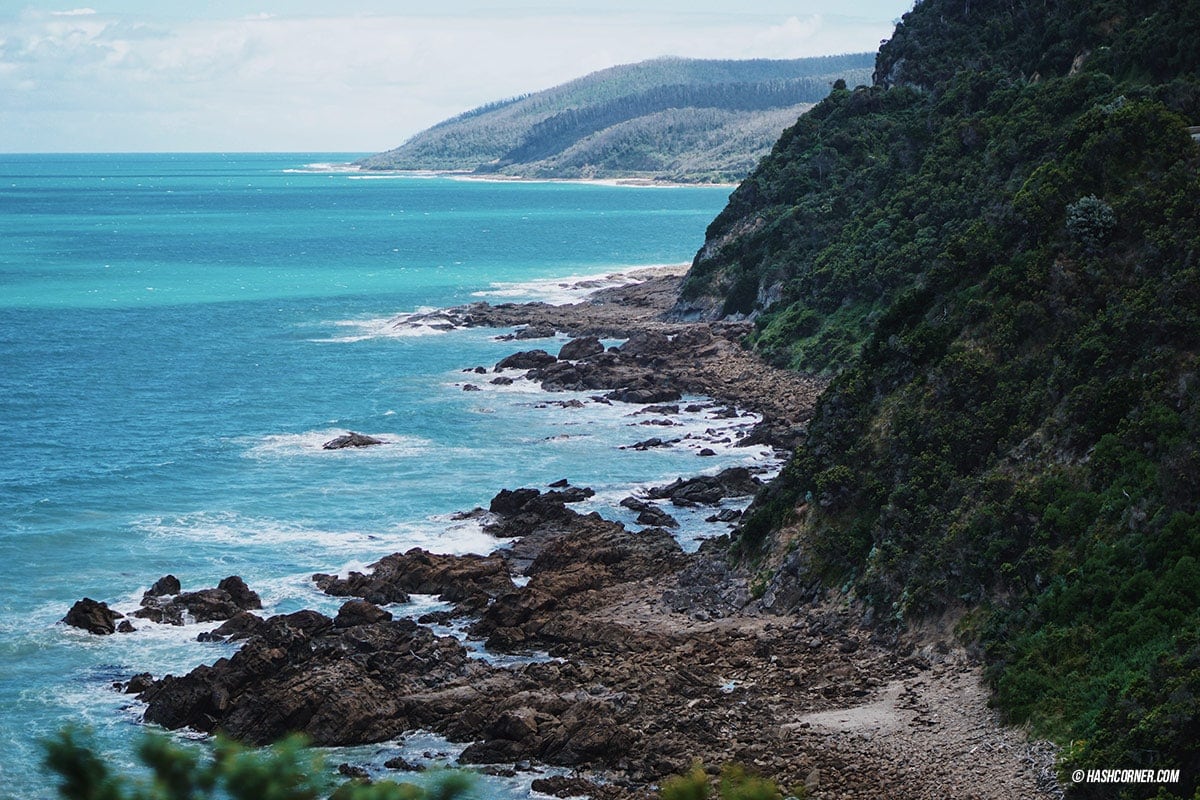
[473,366,487,374]
[323,432,386,450]
[546,486,595,504]
[489,488,542,516]
[557,336,604,361]
[338,763,371,781]
[547,478,570,488]
[335,600,393,628]
[490,376,514,386]
[617,331,671,358]
[316,549,514,607]
[698,448,717,457]
[144,575,181,599]
[705,508,742,523]
[198,611,264,642]
[647,467,762,506]
[638,404,680,415]
[605,386,682,404]
[117,620,136,634]
[140,613,479,746]
[384,756,424,772]
[619,497,653,513]
[495,350,556,371]
[137,577,262,627]
[172,589,247,623]
[515,324,556,340]
[636,506,679,528]
[463,384,481,391]
[530,776,606,798]
[416,610,457,625]
[531,360,585,391]
[133,603,183,626]
[124,673,154,694]
[63,598,123,635]
[218,576,262,610]
[487,707,541,742]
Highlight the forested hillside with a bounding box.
[357,55,873,183]
[679,0,1200,796]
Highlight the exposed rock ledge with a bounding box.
[135,491,1060,799]
[121,271,1058,799]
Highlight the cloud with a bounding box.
[49,8,96,15]
[0,4,907,152]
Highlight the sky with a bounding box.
[0,1,914,153]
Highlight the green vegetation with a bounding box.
[43,729,474,800]
[660,763,791,800]
[683,0,1200,796]
[357,55,874,183]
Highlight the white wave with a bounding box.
[470,264,686,306]
[346,173,441,180]
[307,320,443,343]
[132,511,396,557]
[310,310,465,342]
[281,162,361,174]
[242,429,429,458]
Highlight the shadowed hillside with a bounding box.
[679,0,1200,795]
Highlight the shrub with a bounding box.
[42,728,475,800]
[1065,195,1116,253]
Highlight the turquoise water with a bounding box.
[0,154,762,797]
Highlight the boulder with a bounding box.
[636,506,679,529]
[557,336,604,361]
[514,324,557,340]
[218,576,262,610]
[63,598,123,635]
[335,600,393,628]
[647,467,762,506]
[489,488,542,516]
[198,611,265,642]
[495,350,556,371]
[616,331,672,358]
[143,575,181,599]
[137,576,262,625]
[605,386,682,404]
[315,549,514,607]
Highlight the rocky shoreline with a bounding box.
[69,271,1061,799]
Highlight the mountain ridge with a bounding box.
[357,55,874,183]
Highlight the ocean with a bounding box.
[0,154,766,797]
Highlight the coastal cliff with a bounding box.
[681,0,1200,794]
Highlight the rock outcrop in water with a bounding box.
[134,576,262,626]
[63,598,124,635]
[322,432,386,450]
[137,494,685,764]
